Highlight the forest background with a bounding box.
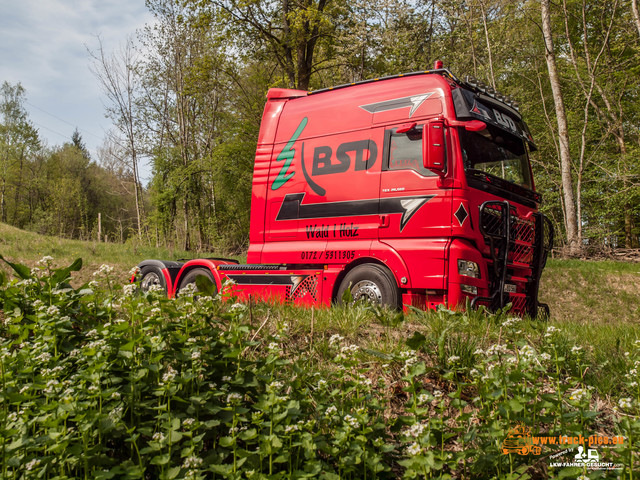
[1,0,639,255]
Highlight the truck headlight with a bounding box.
[458,259,480,279]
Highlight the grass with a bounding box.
[1,256,639,478]
[0,222,242,286]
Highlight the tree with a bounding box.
[540,0,580,254]
[89,35,146,239]
[207,0,340,90]
[0,82,40,225]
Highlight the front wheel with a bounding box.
[177,268,216,296]
[337,264,399,309]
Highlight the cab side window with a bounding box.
[384,126,436,176]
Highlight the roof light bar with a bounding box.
[464,75,519,111]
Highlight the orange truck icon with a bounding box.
[502,425,542,455]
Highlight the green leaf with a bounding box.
[406,332,426,350]
[341,285,353,304]
[239,428,257,441]
[150,453,170,465]
[195,274,217,296]
[164,467,180,480]
[0,254,31,280]
[219,436,235,447]
[507,399,524,412]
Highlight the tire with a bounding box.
[337,264,399,308]
[177,268,216,295]
[139,265,167,294]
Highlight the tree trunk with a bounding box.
[478,0,495,88]
[633,0,640,38]
[541,0,580,254]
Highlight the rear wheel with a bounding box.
[337,264,399,308]
[139,266,167,294]
[177,268,216,295]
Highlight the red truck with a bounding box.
[136,63,553,317]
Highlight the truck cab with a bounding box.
[136,65,553,317]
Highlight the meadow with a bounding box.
[0,222,639,479]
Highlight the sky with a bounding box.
[0,0,154,179]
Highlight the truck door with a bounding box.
[377,123,451,289]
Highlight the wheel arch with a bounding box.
[173,259,231,297]
[137,259,184,294]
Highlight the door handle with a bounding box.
[379,214,389,227]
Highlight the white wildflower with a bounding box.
[162,366,177,383]
[486,344,509,356]
[571,346,582,354]
[285,424,299,434]
[183,418,196,427]
[122,284,137,297]
[569,388,589,402]
[37,256,54,266]
[544,325,560,338]
[25,459,41,471]
[519,345,536,361]
[36,352,51,362]
[343,414,360,429]
[128,266,140,277]
[406,442,422,456]
[182,456,203,469]
[93,264,114,276]
[619,397,633,410]
[227,392,243,404]
[329,334,344,346]
[325,405,337,416]
[222,376,232,382]
[268,381,284,390]
[46,305,59,317]
[152,432,165,442]
[448,355,461,364]
[191,350,201,360]
[406,423,426,438]
[502,317,520,328]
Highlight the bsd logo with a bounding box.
[312,140,377,176]
[272,117,378,196]
[306,139,377,195]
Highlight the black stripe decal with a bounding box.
[227,275,295,286]
[275,193,434,231]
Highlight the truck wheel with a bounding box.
[177,268,216,295]
[139,266,167,294]
[337,264,399,308]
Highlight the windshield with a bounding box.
[459,124,533,189]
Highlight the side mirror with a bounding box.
[464,120,486,132]
[423,121,445,174]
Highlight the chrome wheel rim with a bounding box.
[351,280,382,303]
[141,272,161,292]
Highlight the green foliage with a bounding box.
[0,257,639,478]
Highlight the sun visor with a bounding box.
[452,88,537,150]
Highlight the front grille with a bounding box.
[472,201,553,317]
